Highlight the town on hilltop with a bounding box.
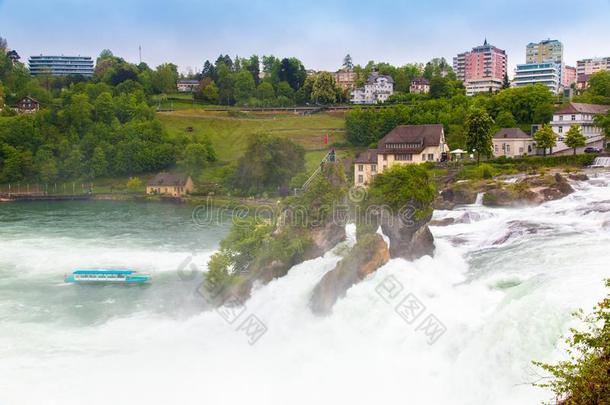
[1,35,610,198]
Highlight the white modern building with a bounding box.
[351,72,394,104]
[513,62,562,94]
[549,102,609,154]
[176,80,200,92]
[465,79,503,96]
[28,55,94,77]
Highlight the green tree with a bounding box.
[34,146,58,183]
[311,72,337,104]
[233,70,256,105]
[494,110,517,129]
[94,92,115,124]
[231,133,305,194]
[126,176,143,190]
[183,143,211,175]
[216,63,234,105]
[276,81,294,100]
[342,54,353,70]
[533,280,610,404]
[594,110,610,137]
[257,82,275,103]
[194,78,219,104]
[465,108,494,164]
[533,124,557,157]
[367,164,436,218]
[89,146,108,178]
[564,125,586,155]
[152,63,179,94]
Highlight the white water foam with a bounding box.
[1,173,610,405]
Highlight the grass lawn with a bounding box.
[158,109,349,183]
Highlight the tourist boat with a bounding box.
[64,269,151,284]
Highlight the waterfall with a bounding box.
[475,192,485,206]
[592,157,610,167]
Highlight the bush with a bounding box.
[367,164,436,218]
[533,280,610,404]
[472,163,497,179]
[126,176,143,190]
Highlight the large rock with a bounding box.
[483,174,574,207]
[310,233,389,315]
[372,203,435,260]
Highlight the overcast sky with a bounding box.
[1,0,610,76]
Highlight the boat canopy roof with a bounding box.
[73,269,135,275]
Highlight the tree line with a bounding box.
[0,38,216,184]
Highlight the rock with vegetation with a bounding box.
[309,164,437,315]
[365,164,436,260]
[309,233,389,315]
[483,173,574,207]
[203,161,348,304]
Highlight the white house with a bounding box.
[549,102,609,154]
[176,80,200,93]
[351,72,394,104]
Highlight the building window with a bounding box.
[395,154,412,161]
[571,115,576,121]
[428,153,434,161]
[383,154,387,161]
[371,164,377,172]
[421,154,426,161]
[558,126,563,133]
[519,147,524,154]
[494,144,499,152]
[358,175,363,183]
[358,164,364,172]
[559,115,563,121]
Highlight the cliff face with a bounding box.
[310,233,390,315]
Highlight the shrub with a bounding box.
[472,163,497,179]
[533,280,610,404]
[126,176,143,190]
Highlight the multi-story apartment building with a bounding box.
[353,124,447,186]
[576,57,610,88]
[409,77,430,94]
[577,57,610,78]
[563,65,577,87]
[514,39,566,94]
[526,39,563,64]
[549,102,609,154]
[28,55,94,77]
[350,72,393,104]
[513,62,562,94]
[333,69,357,90]
[453,40,507,96]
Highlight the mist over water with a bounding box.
[1,176,609,405]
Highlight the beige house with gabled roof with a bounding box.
[354,124,447,186]
[492,128,535,158]
[146,173,193,197]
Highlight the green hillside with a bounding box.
[159,109,349,176]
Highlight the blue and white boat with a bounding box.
[64,269,151,284]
